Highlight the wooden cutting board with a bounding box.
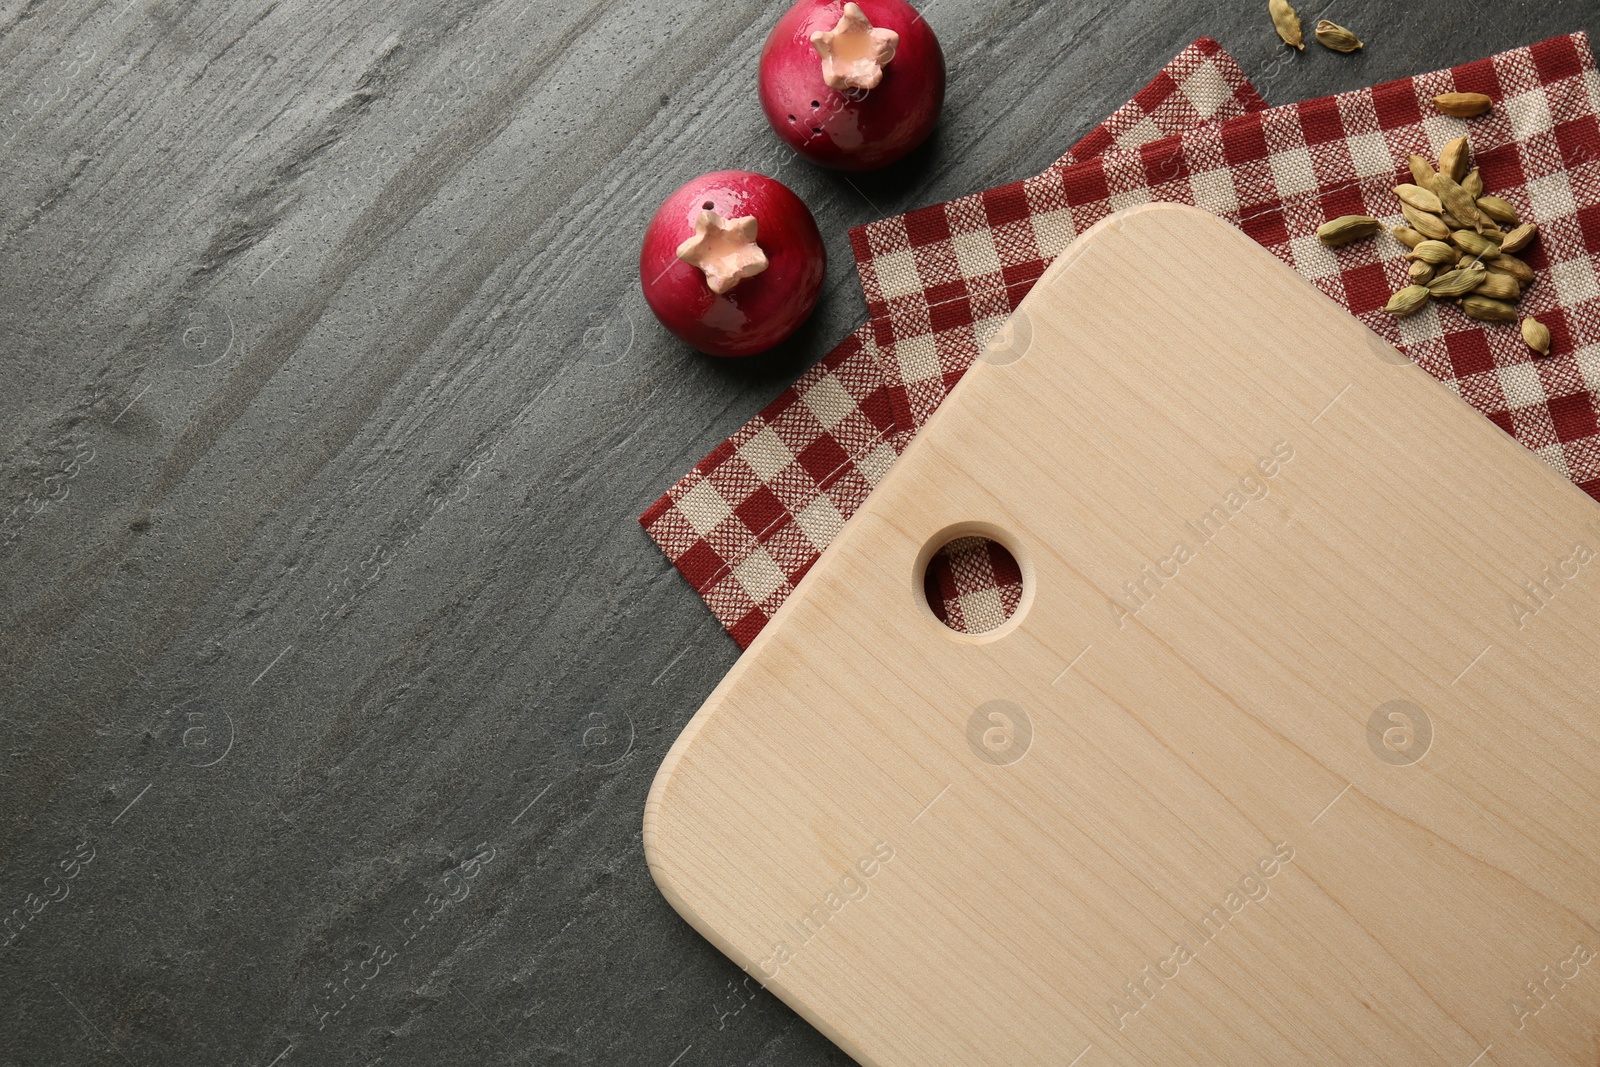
[644,203,1600,1066]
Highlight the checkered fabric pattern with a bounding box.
[923,535,1027,634]
[641,39,1264,647]
[641,330,901,648]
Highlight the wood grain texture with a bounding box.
[2,0,1598,1061]
[647,204,1600,1066]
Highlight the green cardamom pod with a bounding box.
[1473,273,1520,300]
[1269,0,1304,48]
[1450,230,1497,258]
[1439,136,1471,183]
[1521,317,1551,356]
[1459,294,1517,322]
[1401,204,1450,240]
[1428,269,1488,298]
[1383,286,1431,317]
[1476,196,1520,225]
[1499,223,1537,255]
[1394,184,1443,213]
[1488,253,1535,284]
[1433,174,1484,232]
[1316,214,1381,247]
[1314,20,1363,52]
[1408,240,1456,264]
[1392,227,1426,249]
[1433,92,1494,118]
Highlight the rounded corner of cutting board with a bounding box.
[641,618,794,905]
[642,794,710,946]
[640,693,728,928]
[642,738,766,989]
[641,736,691,899]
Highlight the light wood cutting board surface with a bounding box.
[645,203,1600,1066]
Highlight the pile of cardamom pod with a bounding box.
[1316,134,1551,357]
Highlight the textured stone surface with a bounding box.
[0,0,1593,1063]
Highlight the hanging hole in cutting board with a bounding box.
[919,529,1030,637]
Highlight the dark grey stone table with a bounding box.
[2,0,1594,1062]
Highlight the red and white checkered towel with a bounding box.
[643,33,1600,649]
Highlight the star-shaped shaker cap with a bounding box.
[810,2,899,92]
[675,210,769,295]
